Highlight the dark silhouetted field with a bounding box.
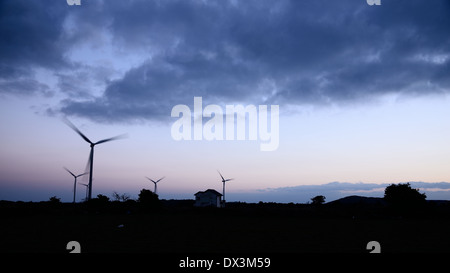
[1,200,450,253]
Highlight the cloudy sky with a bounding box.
[1,0,450,202]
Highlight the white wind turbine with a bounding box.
[145,176,165,195]
[64,118,126,200]
[218,170,233,207]
[64,167,88,203]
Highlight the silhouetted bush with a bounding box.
[48,196,61,204]
[87,194,110,209]
[46,196,62,209]
[96,194,110,202]
[138,189,160,209]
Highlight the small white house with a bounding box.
[194,189,222,208]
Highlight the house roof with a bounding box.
[195,189,222,196]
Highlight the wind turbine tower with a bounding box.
[64,118,126,200]
[146,176,165,195]
[64,167,88,203]
[218,171,233,207]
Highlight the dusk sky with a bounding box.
[1,0,450,203]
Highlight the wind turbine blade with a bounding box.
[156,177,165,183]
[83,149,93,180]
[225,178,234,182]
[217,170,225,181]
[145,176,157,183]
[94,134,128,145]
[63,118,93,144]
[63,167,76,178]
[76,172,89,178]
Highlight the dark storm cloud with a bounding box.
[0,1,68,68]
[1,0,449,122]
[0,0,71,96]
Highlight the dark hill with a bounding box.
[327,195,386,206]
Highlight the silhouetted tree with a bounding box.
[87,194,110,208]
[112,191,120,202]
[96,194,110,203]
[112,191,131,202]
[138,189,159,208]
[384,183,426,208]
[311,195,326,205]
